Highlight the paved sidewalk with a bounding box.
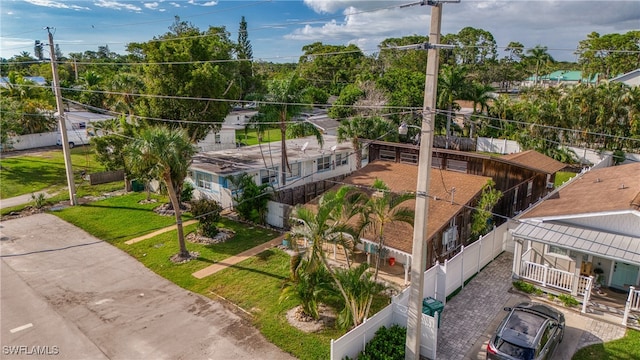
[0,191,52,209]
[435,252,626,360]
[192,234,286,279]
[124,219,199,244]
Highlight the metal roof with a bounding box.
[513,221,640,266]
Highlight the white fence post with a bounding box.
[542,264,548,287]
[622,286,635,326]
[460,245,465,289]
[581,276,593,314]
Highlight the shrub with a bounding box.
[513,280,538,294]
[190,198,222,237]
[355,325,406,360]
[181,182,194,202]
[31,193,46,209]
[558,294,579,308]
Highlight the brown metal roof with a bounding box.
[500,150,565,174]
[316,161,491,254]
[522,162,640,219]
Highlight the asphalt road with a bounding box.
[0,213,294,360]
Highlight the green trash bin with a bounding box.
[131,180,144,192]
[422,297,444,328]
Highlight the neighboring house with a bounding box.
[196,110,258,152]
[511,162,640,324]
[367,141,565,220]
[188,135,357,210]
[0,76,47,87]
[333,161,491,282]
[57,111,115,148]
[305,112,340,136]
[610,68,640,87]
[521,70,599,87]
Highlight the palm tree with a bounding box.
[126,126,196,259]
[336,116,395,170]
[526,45,554,85]
[359,179,414,282]
[438,65,469,144]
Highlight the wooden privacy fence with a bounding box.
[89,170,125,185]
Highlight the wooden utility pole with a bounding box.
[47,27,77,205]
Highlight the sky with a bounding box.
[1,0,638,63]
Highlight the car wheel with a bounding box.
[69,142,75,148]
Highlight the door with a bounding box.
[610,262,639,290]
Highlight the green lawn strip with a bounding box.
[572,329,640,360]
[554,171,577,187]
[1,146,107,199]
[207,249,340,360]
[52,193,186,242]
[235,128,282,146]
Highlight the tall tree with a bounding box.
[437,65,470,139]
[336,116,395,170]
[125,126,196,260]
[298,42,365,95]
[526,45,554,85]
[237,16,255,99]
[577,31,640,79]
[129,17,240,142]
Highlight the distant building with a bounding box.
[610,68,640,87]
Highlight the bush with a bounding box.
[512,280,538,294]
[354,325,406,360]
[558,294,579,308]
[31,193,46,209]
[190,198,222,237]
[181,182,194,202]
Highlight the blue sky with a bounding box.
[1,0,638,63]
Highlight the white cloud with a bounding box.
[144,2,159,10]
[187,0,218,7]
[24,0,89,10]
[292,1,640,61]
[94,0,142,11]
[169,2,181,7]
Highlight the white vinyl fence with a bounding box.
[4,132,58,151]
[330,222,510,360]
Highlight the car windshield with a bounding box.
[501,310,546,347]
[495,339,535,360]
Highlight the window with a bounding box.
[442,227,458,253]
[335,153,348,167]
[286,162,301,179]
[214,133,221,144]
[446,159,467,172]
[317,156,331,172]
[400,152,418,165]
[260,168,278,185]
[527,180,533,197]
[380,149,396,162]
[548,245,569,257]
[195,172,213,190]
[72,122,86,130]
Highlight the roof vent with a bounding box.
[619,183,626,190]
[595,178,601,183]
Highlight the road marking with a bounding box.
[94,298,113,305]
[10,323,33,333]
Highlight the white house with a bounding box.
[511,162,640,324]
[188,135,359,210]
[196,109,258,152]
[56,111,115,148]
[610,68,640,87]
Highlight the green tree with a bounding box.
[333,263,385,330]
[226,173,272,224]
[336,116,395,170]
[578,31,640,79]
[280,260,333,320]
[328,84,364,119]
[237,16,256,99]
[129,17,240,142]
[471,180,502,238]
[437,65,470,139]
[525,45,554,85]
[359,179,414,282]
[298,42,365,95]
[125,126,196,259]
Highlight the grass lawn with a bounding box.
[554,171,577,187]
[235,128,282,146]
[0,146,122,200]
[572,329,640,360]
[50,192,390,359]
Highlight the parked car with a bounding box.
[487,302,565,360]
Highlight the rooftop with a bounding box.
[190,135,352,175]
[501,150,566,174]
[522,162,640,219]
[319,161,491,254]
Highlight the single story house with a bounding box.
[511,162,640,322]
[188,135,358,211]
[521,70,599,87]
[197,109,258,152]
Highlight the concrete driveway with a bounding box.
[0,213,294,360]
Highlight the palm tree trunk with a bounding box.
[353,141,362,170]
[165,175,188,257]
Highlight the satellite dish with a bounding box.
[301,141,309,152]
[330,145,337,152]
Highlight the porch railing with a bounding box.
[520,261,591,296]
[622,286,640,326]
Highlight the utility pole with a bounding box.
[47,27,77,206]
[405,1,454,359]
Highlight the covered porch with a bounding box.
[512,221,640,327]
